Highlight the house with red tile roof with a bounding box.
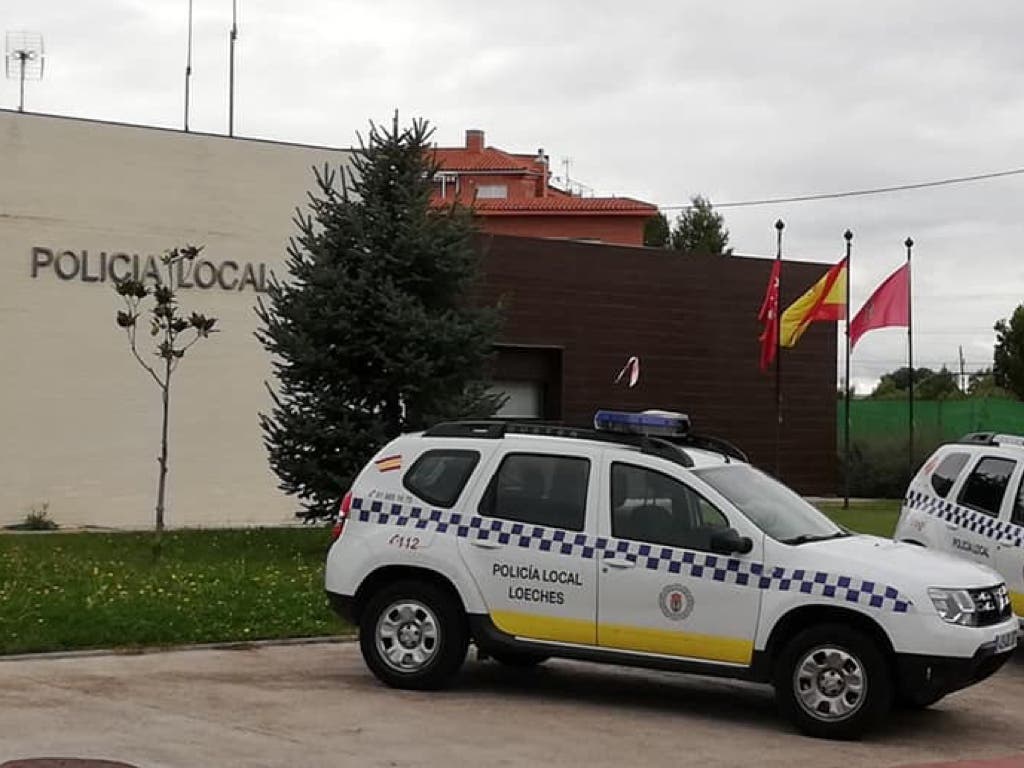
[430,130,657,246]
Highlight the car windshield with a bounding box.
[693,464,847,544]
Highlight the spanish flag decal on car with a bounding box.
[374,455,402,472]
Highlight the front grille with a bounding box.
[970,584,1012,627]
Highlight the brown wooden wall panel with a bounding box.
[475,234,839,496]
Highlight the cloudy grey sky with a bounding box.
[5,0,1023,392]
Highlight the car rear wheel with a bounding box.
[359,580,468,690]
[774,623,892,740]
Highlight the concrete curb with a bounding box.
[0,633,357,663]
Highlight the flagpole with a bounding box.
[906,237,914,482]
[843,229,853,509]
[184,0,194,132]
[229,0,238,136]
[774,219,784,478]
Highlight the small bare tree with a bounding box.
[114,245,218,530]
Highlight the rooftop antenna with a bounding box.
[228,0,238,136]
[5,31,44,113]
[184,0,194,131]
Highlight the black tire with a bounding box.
[359,579,468,691]
[773,623,892,740]
[490,650,550,668]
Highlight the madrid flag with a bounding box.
[849,263,910,349]
[779,258,847,348]
[757,258,781,371]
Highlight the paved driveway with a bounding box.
[2,642,1024,768]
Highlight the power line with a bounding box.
[660,165,1024,210]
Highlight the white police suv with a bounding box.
[326,411,1016,739]
[895,432,1024,624]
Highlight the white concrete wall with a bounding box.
[0,111,352,529]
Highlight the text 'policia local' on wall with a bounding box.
[29,247,272,292]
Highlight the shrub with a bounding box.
[13,503,58,531]
[840,433,943,498]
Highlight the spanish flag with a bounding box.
[779,258,847,348]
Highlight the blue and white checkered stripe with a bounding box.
[905,489,1024,548]
[353,497,912,613]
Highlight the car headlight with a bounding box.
[928,587,977,626]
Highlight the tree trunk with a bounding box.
[383,395,403,439]
[155,362,171,531]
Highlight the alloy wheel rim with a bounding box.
[375,600,440,673]
[793,645,867,722]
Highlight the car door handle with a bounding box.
[470,539,503,550]
[604,558,636,569]
[946,523,960,531]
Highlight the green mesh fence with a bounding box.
[839,398,1024,446]
[836,398,1024,497]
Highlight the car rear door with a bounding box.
[456,444,601,646]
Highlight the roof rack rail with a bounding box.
[421,419,699,469]
[673,433,748,463]
[958,432,996,445]
[957,432,1024,448]
[422,421,507,439]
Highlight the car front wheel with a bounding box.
[359,580,468,690]
[773,623,892,740]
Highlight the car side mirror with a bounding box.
[710,527,753,555]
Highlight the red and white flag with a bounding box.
[614,356,640,388]
[850,263,910,349]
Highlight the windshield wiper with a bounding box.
[781,531,850,546]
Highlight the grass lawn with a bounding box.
[815,499,902,538]
[1,501,905,656]
[0,527,349,656]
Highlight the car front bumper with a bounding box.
[895,636,1015,703]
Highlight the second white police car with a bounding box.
[325,410,1016,739]
[895,432,1024,624]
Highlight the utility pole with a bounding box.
[959,345,966,392]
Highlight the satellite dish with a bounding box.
[5,30,45,112]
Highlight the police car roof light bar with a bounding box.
[593,409,690,437]
[993,434,1024,448]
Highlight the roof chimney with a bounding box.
[466,129,484,153]
[536,148,549,197]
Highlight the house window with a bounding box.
[492,380,543,418]
[476,184,508,199]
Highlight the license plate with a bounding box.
[996,630,1018,652]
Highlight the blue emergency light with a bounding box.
[593,409,690,437]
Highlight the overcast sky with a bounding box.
[5,0,1023,392]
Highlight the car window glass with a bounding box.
[1013,476,1024,527]
[611,462,729,551]
[478,453,590,531]
[694,464,841,542]
[403,450,480,508]
[958,456,1016,518]
[931,452,969,498]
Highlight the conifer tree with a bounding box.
[256,115,502,520]
[671,195,733,255]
